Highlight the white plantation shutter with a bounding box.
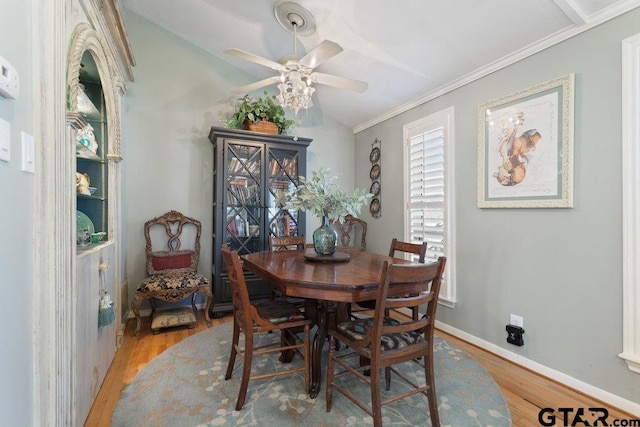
[404,108,455,305]
[408,129,445,262]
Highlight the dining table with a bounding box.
[241,247,416,398]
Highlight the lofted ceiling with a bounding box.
[122,0,640,131]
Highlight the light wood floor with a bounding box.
[85,311,635,426]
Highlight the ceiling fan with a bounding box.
[223,2,367,115]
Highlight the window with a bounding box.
[403,107,456,306]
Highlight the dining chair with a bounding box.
[353,238,429,319]
[326,257,446,427]
[333,214,367,250]
[268,235,306,300]
[131,210,212,335]
[268,234,306,251]
[221,244,312,410]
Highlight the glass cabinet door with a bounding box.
[267,147,302,238]
[224,143,262,255]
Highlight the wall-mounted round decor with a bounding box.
[369,180,380,197]
[369,198,380,215]
[369,146,380,163]
[369,163,380,180]
[369,138,382,218]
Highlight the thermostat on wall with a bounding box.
[0,56,19,100]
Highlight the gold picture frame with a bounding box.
[478,74,574,208]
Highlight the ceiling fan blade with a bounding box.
[309,72,368,92]
[232,76,282,94]
[298,40,343,69]
[224,48,287,72]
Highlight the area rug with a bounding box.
[112,323,511,426]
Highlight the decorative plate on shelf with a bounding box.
[369,198,381,215]
[369,164,380,180]
[369,146,380,163]
[76,210,95,235]
[369,180,380,197]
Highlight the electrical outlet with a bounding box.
[510,314,524,328]
[506,324,525,346]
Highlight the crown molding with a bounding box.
[353,1,640,134]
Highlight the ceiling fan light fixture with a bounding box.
[225,1,366,114]
[277,70,315,116]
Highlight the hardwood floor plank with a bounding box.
[84,311,635,426]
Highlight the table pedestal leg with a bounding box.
[305,300,349,398]
[309,300,327,398]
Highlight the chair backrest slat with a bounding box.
[269,235,306,251]
[388,238,427,263]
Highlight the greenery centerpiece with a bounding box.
[277,167,372,255]
[222,91,296,134]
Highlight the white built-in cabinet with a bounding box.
[65,1,134,425]
[75,245,116,421]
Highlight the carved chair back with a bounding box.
[144,210,201,275]
[333,215,367,250]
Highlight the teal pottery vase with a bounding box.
[313,216,338,255]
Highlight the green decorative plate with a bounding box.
[76,210,95,235]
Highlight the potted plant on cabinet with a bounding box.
[276,167,372,255]
[223,91,296,134]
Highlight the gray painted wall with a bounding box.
[354,9,640,405]
[0,1,34,425]
[121,12,356,307]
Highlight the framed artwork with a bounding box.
[477,74,574,208]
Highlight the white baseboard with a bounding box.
[435,320,640,417]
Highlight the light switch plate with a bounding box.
[21,131,34,173]
[0,117,10,162]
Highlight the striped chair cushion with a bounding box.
[337,317,424,350]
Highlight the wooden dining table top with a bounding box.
[241,248,415,302]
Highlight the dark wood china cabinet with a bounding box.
[208,127,311,317]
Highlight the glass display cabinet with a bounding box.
[209,127,312,317]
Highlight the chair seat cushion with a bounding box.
[337,317,424,350]
[137,271,209,292]
[255,301,306,324]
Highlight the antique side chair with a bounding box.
[131,210,212,335]
[333,214,367,251]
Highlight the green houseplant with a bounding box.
[223,91,296,134]
[277,167,372,255]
